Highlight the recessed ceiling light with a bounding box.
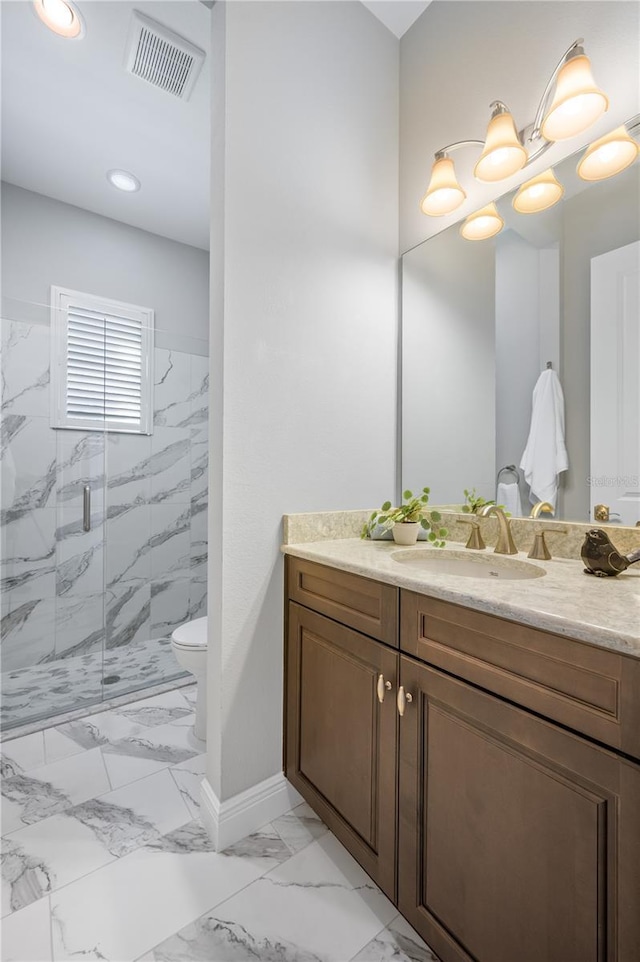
[107,170,141,193]
[33,0,84,39]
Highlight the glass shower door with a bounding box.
[101,325,208,700]
[1,303,207,732]
[1,297,106,732]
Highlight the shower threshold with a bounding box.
[1,636,190,740]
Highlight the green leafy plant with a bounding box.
[461,487,509,516]
[361,488,448,546]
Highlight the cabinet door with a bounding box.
[398,655,640,962]
[286,602,398,899]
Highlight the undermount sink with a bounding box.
[390,548,546,581]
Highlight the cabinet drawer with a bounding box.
[287,557,398,647]
[401,592,640,760]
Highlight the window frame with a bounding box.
[50,285,154,435]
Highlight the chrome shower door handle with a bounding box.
[83,485,91,531]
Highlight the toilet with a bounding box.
[171,616,207,741]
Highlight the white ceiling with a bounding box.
[1,1,211,250]
[361,1,431,39]
[1,1,430,252]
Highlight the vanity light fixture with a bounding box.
[577,125,640,181]
[474,103,528,183]
[106,169,141,193]
[420,155,467,216]
[421,39,610,222]
[33,0,84,38]
[460,203,504,241]
[540,50,609,142]
[512,168,564,214]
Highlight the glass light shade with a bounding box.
[474,111,527,182]
[577,126,639,181]
[420,156,466,216]
[541,54,608,141]
[512,169,564,213]
[33,0,83,37]
[460,203,504,241]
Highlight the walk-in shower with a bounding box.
[0,0,210,734]
[1,293,209,732]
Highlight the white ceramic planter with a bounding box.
[392,522,421,545]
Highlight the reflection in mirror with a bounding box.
[402,119,640,526]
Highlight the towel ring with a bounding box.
[497,464,519,484]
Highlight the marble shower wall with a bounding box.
[1,318,208,723]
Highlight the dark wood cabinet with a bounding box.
[284,556,640,961]
[397,654,640,962]
[288,556,398,646]
[285,600,399,899]
[401,592,640,759]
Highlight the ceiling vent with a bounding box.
[125,11,205,101]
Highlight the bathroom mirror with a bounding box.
[401,118,640,526]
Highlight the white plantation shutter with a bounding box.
[51,288,154,434]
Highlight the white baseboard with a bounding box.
[200,772,304,852]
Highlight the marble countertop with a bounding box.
[282,539,640,659]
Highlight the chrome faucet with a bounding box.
[478,504,518,555]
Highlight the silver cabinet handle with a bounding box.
[397,686,413,716]
[376,673,392,704]
[83,485,91,532]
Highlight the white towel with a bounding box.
[497,481,523,518]
[520,369,569,510]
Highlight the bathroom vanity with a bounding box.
[283,539,640,962]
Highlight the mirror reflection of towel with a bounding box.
[497,481,523,517]
[520,369,568,509]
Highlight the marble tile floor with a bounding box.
[0,685,439,962]
[1,637,187,732]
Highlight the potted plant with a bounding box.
[361,488,448,546]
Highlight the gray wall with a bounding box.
[402,227,495,506]
[494,232,560,513]
[562,164,640,520]
[495,231,540,510]
[1,182,209,352]
[207,0,399,801]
